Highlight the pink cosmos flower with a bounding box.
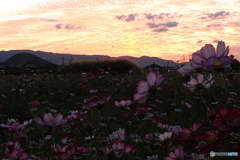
[95,68,104,72]
[218,118,240,132]
[134,71,165,103]
[7,149,29,160]
[0,119,32,132]
[183,74,214,92]
[158,132,172,141]
[89,89,98,93]
[108,128,125,142]
[44,135,52,140]
[12,131,29,142]
[190,41,234,70]
[34,113,68,127]
[77,147,88,155]
[212,106,239,127]
[165,148,184,160]
[180,122,202,138]
[57,145,77,160]
[5,141,21,154]
[30,100,41,107]
[83,96,98,103]
[197,130,229,154]
[175,123,208,148]
[114,100,133,108]
[99,141,136,158]
[83,95,112,110]
[202,56,234,70]
[177,63,195,75]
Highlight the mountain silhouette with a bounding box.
[0,53,55,67]
[0,50,178,67]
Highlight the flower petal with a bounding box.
[216,41,226,57]
[34,117,46,125]
[190,60,202,69]
[133,92,149,103]
[136,81,149,93]
[43,113,54,123]
[53,114,63,124]
[197,74,204,84]
[191,51,205,64]
[146,71,157,87]
[201,44,215,59]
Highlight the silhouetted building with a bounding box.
[145,63,161,71]
[0,53,56,74]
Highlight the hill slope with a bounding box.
[0,50,178,67]
[0,52,55,67]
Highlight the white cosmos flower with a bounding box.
[183,74,214,92]
[158,132,172,141]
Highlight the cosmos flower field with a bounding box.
[0,41,240,160]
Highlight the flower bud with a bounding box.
[207,108,216,121]
[84,123,93,132]
[136,107,148,119]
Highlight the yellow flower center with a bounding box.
[209,135,218,143]
[67,154,73,159]
[212,61,223,67]
[113,137,119,141]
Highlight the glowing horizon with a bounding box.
[1,0,240,62]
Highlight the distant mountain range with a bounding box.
[0,50,179,67]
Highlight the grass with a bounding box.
[0,62,240,160]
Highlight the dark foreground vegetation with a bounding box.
[0,57,240,160]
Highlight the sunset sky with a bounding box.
[1,0,240,62]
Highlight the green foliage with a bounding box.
[60,58,142,74]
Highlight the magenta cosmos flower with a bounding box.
[190,41,234,70]
[183,74,214,92]
[134,71,165,103]
[83,95,112,110]
[180,122,202,138]
[34,113,68,127]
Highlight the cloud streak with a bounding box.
[146,21,179,32]
[201,11,230,19]
[116,12,181,23]
[55,23,84,30]
[151,27,169,32]
[115,14,138,22]
[146,22,179,28]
